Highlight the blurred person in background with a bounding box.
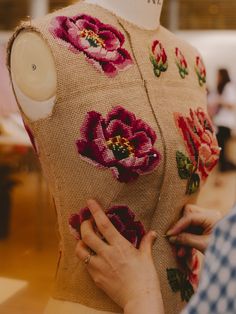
[209,69,236,172]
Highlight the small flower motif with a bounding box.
[175,48,189,79]
[195,56,206,86]
[175,108,220,194]
[49,14,133,78]
[69,205,146,248]
[167,246,200,302]
[150,40,168,77]
[76,106,161,183]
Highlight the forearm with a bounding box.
[124,291,165,314]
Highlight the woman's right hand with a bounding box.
[166,204,222,254]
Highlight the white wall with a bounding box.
[177,31,236,90]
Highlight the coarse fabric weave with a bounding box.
[7,2,211,314]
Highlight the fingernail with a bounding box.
[168,236,177,243]
[166,230,173,236]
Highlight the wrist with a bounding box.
[124,290,164,314]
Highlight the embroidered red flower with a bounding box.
[150,40,168,77]
[175,108,220,194]
[69,205,146,248]
[167,246,200,302]
[175,48,189,79]
[49,14,133,77]
[76,106,161,183]
[195,56,206,86]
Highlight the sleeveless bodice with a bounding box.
[8,2,220,314]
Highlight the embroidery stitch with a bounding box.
[150,40,168,77]
[175,48,189,79]
[76,106,161,183]
[195,56,206,86]
[49,14,133,77]
[167,246,199,302]
[69,205,146,248]
[175,108,220,194]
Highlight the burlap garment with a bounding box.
[7,2,211,313]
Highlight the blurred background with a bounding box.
[0,1,235,313]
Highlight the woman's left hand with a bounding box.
[75,199,164,313]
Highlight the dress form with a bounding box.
[10,0,162,121]
[7,0,217,313]
[10,1,164,314]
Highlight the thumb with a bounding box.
[168,232,208,254]
[140,231,157,255]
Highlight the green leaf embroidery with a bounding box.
[176,151,193,179]
[187,173,200,195]
[167,268,194,302]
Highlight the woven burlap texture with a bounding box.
[7,2,208,314]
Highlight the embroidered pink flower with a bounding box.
[176,108,220,179]
[69,205,146,248]
[150,40,168,77]
[175,48,189,79]
[76,106,161,183]
[195,56,206,86]
[49,14,133,77]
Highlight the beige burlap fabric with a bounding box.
[7,2,215,313]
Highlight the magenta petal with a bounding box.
[112,48,133,69]
[75,19,98,33]
[99,30,120,50]
[123,230,137,247]
[80,111,105,141]
[133,119,157,144]
[137,149,161,174]
[106,119,133,139]
[77,138,116,167]
[99,24,125,46]
[108,214,126,233]
[129,131,153,157]
[79,207,92,224]
[73,14,101,27]
[107,206,135,225]
[106,106,136,126]
[101,61,118,77]
[112,165,139,183]
[69,213,81,232]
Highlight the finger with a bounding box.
[166,213,206,236]
[87,199,124,244]
[168,232,208,254]
[75,240,90,260]
[81,219,108,254]
[140,231,157,256]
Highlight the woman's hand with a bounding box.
[166,204,222,254]
[75,199,164,314]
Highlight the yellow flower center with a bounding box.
[107,135,135,160]
[80,29,105,48]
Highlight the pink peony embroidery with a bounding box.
[69,205,146,248]
[167,246,200,302]
[175,48,189,79]
[150,40,168,77]
[49,14,133,77]
[175,108,220,194]
[76,106,161,183]
[195,56,206,86]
